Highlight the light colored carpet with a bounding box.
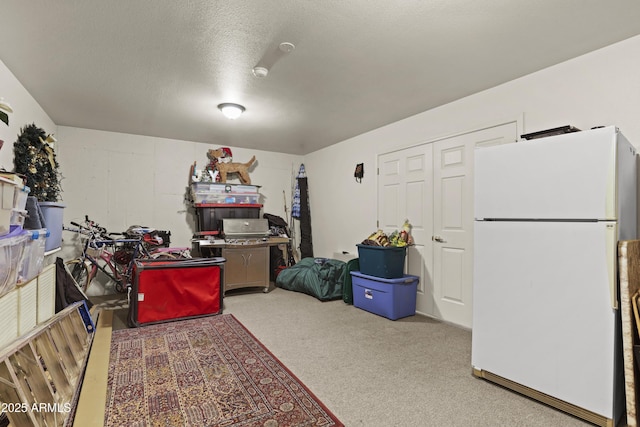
[96,287,596,426]
[221,287,592,427]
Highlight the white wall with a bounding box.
[55,126,303,253]
[305,34,640,258]
[0,60,56,171]
[5,34,640,265]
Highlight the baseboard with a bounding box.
[332,252,357,262]
[472,367,615,427]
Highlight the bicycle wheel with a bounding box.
[65,259,91,292]
[112,259,132,293]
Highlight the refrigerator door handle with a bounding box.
[606,223,618,310]
[605,141,618,220]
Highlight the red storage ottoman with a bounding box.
[128,257,224,327]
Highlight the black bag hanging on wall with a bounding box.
[354,163,364,183]
[298,177,313,259]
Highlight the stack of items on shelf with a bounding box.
[191,183,263,236]
[0,174,50,296]
[191,182,260,205]
[350,220,420,320]
[0,174,29,234]
[191,182,265,258]
[0,174,53,351]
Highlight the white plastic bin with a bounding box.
[0,226,29,297]
[0,289,19,348]
[0,176,17,236]
[14,185,30,211]
[37,264,56,324]
[10,208,27,227]
[17,277,38,335]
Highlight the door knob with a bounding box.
[432,235,447,243]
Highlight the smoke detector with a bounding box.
[279,42,295,53]
[252,66,269,78]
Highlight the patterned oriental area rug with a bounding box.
[104,314,343,427]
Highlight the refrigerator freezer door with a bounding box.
[472,220,620,419]
[475,126,620,220]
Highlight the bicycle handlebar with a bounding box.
[93,238,143,245]
[67,216,147,257]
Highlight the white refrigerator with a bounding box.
[472,126,636,426]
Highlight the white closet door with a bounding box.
[378,121,516,326]
[378,144,434,316]
[432,123,516,328]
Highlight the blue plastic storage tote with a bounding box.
[351,271,419,320]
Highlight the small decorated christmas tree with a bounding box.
[13,124,62,202]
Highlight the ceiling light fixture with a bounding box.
[218,103,245,120]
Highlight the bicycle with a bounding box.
[123,225,192,260]
[64,217,146,293]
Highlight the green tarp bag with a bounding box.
[276,257,346,301]
[342,258,360,305]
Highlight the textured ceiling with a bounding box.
[1,1,640,155]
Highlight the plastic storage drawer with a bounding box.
[350,271,419,320]
[18,228,49,283]
[193,192,259,204]
[0,226,29,297]
[191,182,258,194]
